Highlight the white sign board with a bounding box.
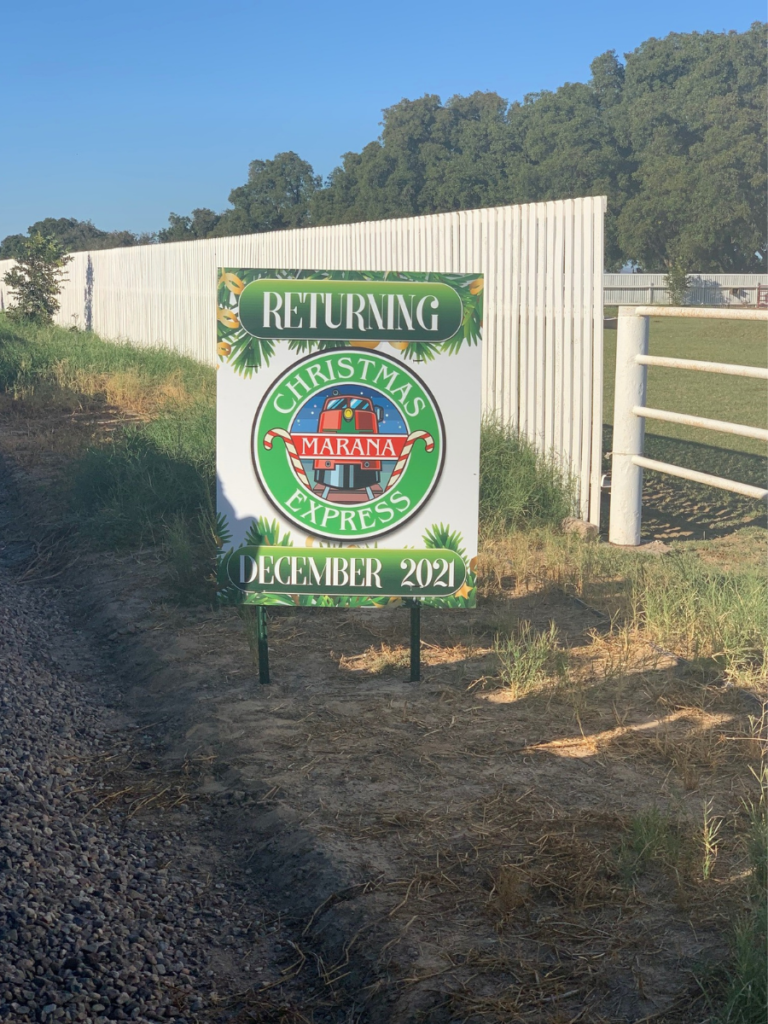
[216,269,482,608]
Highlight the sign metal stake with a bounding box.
[408,599,421,682]
[257,606,271,685]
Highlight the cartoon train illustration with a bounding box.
[262,388,435,505]
[313,391,385,500]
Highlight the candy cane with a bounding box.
[384,430,434,492]
[263,428,311,489]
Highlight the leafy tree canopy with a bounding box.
[217,151,321,236]
[3,25,764,273]
[157,209,221,243]
[162,24,765,271]
[0,217,153,259]
[615,26,766,271]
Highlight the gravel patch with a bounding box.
[0,575,257,1024]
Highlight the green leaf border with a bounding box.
[216,516,476,609]
[216,269,482,377]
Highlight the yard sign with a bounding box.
[216,269,482,608]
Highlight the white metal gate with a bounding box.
[0,197,606,522]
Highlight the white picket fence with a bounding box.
[0,197,606,523]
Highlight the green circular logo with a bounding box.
[252,350,444,540]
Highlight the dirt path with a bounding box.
[0,443,762,1022]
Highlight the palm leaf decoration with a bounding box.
[317,339,351,351]
[423,523,466,559]
[335,595,378,608]
[218,268,484,373]
[245,517,294,547]
[297,593,335,607]
[213,512,232,550]
[221,332,276,378]
[215,515,236,603]
[217,583,244,607]
[294,593,383,608]
[422,524,476,608]
[287,338,350,354]
[216,268,286,377]
[440,276,482,355]
[402,341,437,363]
[247,593,296,606]
[287,339,319,354]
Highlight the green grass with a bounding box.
[703,769,767,1024]
[480,418,575,534]
[714,911,768,1024]
[0,321,763,1022]
[68,423,214,549]
[493,620,568,695]
[618,793,765,1024]
[491,528,767,671]
[0,319,578,600]
[604,316,767,457]
[0,315,217,598]
[1,316,764,653]
[618,806,685,880]
[0,316,214,399]
[632,554,768,667]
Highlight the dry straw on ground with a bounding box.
[0,323,764,1022]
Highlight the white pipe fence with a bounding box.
[632,406,768,442]
[637,355,768,379]
[604,274,768,307]
[629,456,768,503]
[0,198,607,524]
[608,306,768,546]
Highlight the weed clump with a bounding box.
[618,806,684,880]
[0,317,213,402]
[494,620,568,695]
[479,418,574,535]
[633,555,768,669]
[483,528,767,679]
[163,511,218,606]
[704,769,767,1024]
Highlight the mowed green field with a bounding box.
[602,315,767,538]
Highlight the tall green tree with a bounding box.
[312,92,517,225]
[616,23,766,271]
[3,233,72,324]
[213,152,320,236]
[501,67,633,267]
[312,95,445,223]
[311,25,764,271]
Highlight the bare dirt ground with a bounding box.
[0,400,764,1023]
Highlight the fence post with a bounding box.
[609,308,649,546]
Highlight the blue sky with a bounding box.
[0,1,762,240]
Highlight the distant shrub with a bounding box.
[2,233,72,325]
